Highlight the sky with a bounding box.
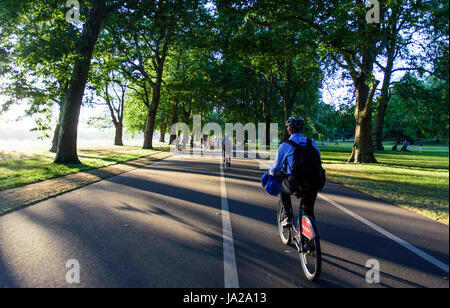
[0,92,114,140]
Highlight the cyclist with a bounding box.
[222,136,232,166]
[269,117,321,227]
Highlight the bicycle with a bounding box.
[277,192,322,281]
[222,149,231,168]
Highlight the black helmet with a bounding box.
[285,116,304,132]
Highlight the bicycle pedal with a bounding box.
[306,250,314,256]
[303,244,315,255]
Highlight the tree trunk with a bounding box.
[114,124,123,146]
[142,37,168,149]
[169,99,179,144]
[143,81,161,149]
[143,106,158,149]
[50,123,61,153]
[262,89,272,146]
[372,58,394,151]
[347,18,380,164]
[54,0,106,164]
[264,115,271,146]
[50,102,65,153]
[348,76,378,163]
[349,112,377,163]
[159,120,167,143]
[143,80,163,149]
[372,95,388,151]
[282,96,293,141]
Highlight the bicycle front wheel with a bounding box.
[277,201,291,245]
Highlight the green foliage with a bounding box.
[123,94,148,138]
[1,0,448,152]
[385,73,449,142]
[86,113,114,130]
[0,0,86,136]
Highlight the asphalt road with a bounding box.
[0,153,448,288]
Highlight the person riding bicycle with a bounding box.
[222,136,232,165]
[269,117,321,227]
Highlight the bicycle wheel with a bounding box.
[277,201,291,245]
[299,216,321,281]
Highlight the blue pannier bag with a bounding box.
[260,170,281,196]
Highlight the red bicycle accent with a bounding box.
[301,217,314,239]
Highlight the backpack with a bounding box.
[286,139,326,192]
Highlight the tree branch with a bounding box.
[391,67,438,77]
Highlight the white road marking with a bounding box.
[252,156,448,275]
[319,193,449,274]
[219,161,240,288]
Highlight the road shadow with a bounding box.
[1,155,447,288]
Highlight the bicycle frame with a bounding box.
[222,149,231,166]
[277,192,322,281]
[292,197,320,253]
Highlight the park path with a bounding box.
[0,153,448,288]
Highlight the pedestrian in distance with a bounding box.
[401,139,409,152]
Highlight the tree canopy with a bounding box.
[1,0,448,164]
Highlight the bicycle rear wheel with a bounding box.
[277,201,291,245]
[299,217,321,281]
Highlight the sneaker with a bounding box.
[282,216,293,227]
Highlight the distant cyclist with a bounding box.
[269,117,322,227]
[222,136,232,167]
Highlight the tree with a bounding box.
[336,103,356,142]
[247,0,385,162]
[372,0,448,150]
[123,88,148,138]
[0,0,83,152]
[217,63,282,144]
[216,4,322,140]
[89,54,129,146]
[309,102,338,141]
[107,0,209,149]
[163,48,218,143]
[387,73,449,142]
[54,0,107,163]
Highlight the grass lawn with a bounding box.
[0,141,169,191]
[320,141,449,224]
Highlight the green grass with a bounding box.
[320,141,449,224]
[0,144,169,191]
